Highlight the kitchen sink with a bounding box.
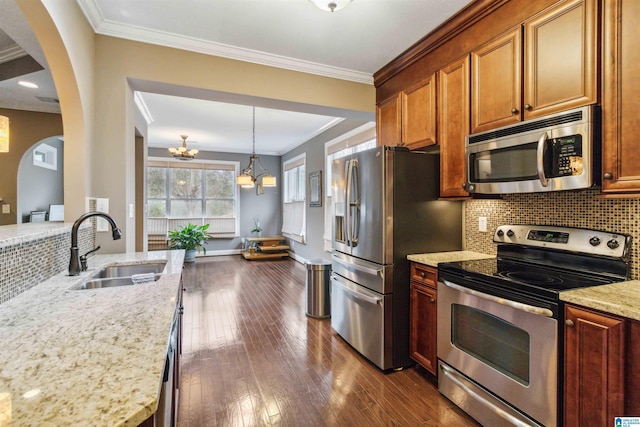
[72,261,167,290]
[78,274,162,289]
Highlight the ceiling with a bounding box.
[1,0,473,155]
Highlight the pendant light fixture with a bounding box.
[236,107,277,194]
[168,134,198,160]
[308,0,353,12]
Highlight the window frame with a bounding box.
[282,153,306,243]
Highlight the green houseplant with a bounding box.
[168,223,210,263]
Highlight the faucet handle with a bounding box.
[80,245,101,271]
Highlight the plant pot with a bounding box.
[184,249,196,263]
[253,231,262,238]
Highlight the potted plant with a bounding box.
[251,217,262,238]
[168,223,210,263]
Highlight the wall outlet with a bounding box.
[478,216,488,233]
[2,204,9,214]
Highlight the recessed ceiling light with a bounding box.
[18,81,39,89]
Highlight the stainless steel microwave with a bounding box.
[465,105,600,194]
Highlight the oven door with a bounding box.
[437,279,558,427]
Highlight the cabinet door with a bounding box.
[410,281,438,375]
[523,0,597,119]
[564,305,625,427]
[438,55,470,199]
[601,0,640,193]
[376,93,402,147]
[471,27,522,133]
[402,75,437,150]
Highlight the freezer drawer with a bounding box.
[330,274,393,370]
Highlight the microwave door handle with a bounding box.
[537,132,549,187]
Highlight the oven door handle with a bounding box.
[439,363,538,427]
[536,131,549,187]
[442,279,554,318]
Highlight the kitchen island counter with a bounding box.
[0,249,184,426]
[407,250,494,268]
[560,280,640,321]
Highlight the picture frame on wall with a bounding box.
[308,170,322,207]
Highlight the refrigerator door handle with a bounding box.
[344,160,353,247]
[350,159,360,247]
[331,276,381,305]
[331,253,382,276]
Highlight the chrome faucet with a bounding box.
[68,211,122,276]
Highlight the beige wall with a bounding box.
[17,2,375,253]
[0,108,63,225]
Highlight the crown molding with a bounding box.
[0,45,27,64]
[75,0,373,85]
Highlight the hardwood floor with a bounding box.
[177,256,480,427]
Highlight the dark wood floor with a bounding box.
[177,256,480,427]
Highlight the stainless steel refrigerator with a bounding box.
[330,146,462,370]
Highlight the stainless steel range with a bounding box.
[437,225,632,427]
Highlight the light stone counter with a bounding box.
[560,280,640,321]
[407,250,495,268]
[0,249,185,426]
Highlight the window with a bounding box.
[282,153,306,243]
[147,158,239,238]
[324,125,377,251]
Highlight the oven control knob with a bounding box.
[589,236,601,247]
[506,230,515,238]
[607,239,620,250]
[497,230,504,237]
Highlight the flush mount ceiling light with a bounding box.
[168,135,198,160]
[236,107,277,194]
[0,115,9,153]
[308,0,353,12]
[18,81,39,89]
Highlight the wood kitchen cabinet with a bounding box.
[564,305,625,427]
[471,0,597,133]
[438,55,470,199]
[377,75,437,150]
[601,0,640,194]
[409,263,438,375]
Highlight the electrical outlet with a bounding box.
[478,216,488,233]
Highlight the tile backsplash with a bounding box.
[464,189,639,280]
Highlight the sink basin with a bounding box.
[73,261,168,290]
[90,261,167,279]
[78,274,162,289]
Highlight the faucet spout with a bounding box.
[69,211,122,276]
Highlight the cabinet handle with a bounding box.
[603,172,613,180]
[524,104,532,111]
[511,107,519,114]
[565,319,575,328]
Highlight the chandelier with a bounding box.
[236,107,277,193]
[308,0,353,12]
[168,135,198,160]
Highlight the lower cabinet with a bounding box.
[409,263,438,375]
[564,304,626,426]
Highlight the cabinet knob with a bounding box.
[524,104,532,111]
[603,172,613,180]
[420,271,426,278]
[565,319,575,328]
[511,108,519,114]
[430,298,436,304]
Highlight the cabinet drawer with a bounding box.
[410,263,437,288]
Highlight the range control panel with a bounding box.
[494,224,632,259]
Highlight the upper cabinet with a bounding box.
[471,0,598,134]
[601,0,640,194]
[438,55,471,198]
[377,75,437,150]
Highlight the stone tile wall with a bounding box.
[464,189,640,279]
[0,227,94,304]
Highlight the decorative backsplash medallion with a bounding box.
[464,190,639,280]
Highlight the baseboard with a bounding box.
[196,249,243,257]
[288,251,308,265]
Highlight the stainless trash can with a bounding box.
[305,259,331,319]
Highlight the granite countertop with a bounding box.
[560,280,640,321]
[0,250,184,426]
[407,250,495,268]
